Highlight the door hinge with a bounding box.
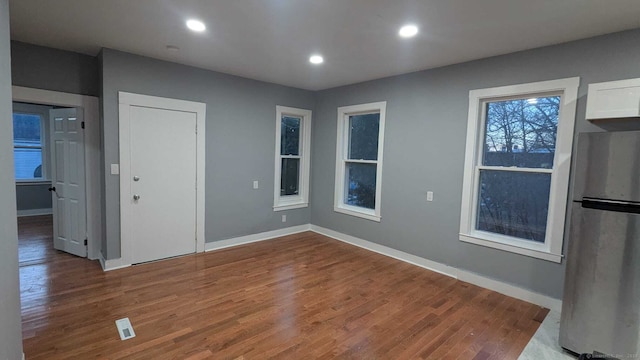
[84,239,88,246]
[81,121,85,129]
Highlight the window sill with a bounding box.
[459,233,562,263]
[334,205,381,222]
[273,203,308,211]
[16,180,52,186]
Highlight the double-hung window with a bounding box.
[13,103,50,182]
[334,102,386,222]
[274,106,312,211]
[460,78,580,262]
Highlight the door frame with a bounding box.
[118,92,206,265]
[12,86,101,260]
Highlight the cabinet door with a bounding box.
[586,78,640,120]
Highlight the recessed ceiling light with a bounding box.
[309,55,324,65]
[399,24,419,38]
[186,19,206,32]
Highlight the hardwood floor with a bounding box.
[19,216,547,359]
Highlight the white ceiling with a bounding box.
[8,0,640,90]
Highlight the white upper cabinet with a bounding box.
[586,78,640,120]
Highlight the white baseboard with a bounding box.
[205,224,312,252]
[310,225,457,278]
[310,225,562,312]
[457,269,562,312]
[23,352,25,360]
[17,208,52,217]
[98,225,311,271]
[99,252,131,272]
[96,221,562,312]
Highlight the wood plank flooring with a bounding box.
[19,215,547,359]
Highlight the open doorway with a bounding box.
[12,88,102,355]
[13,101,57,268]
[12,86,102,261]
[14,101,89,267]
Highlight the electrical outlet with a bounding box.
[282,215,287,223]
[253,180,259,189]
[427,191,434,202]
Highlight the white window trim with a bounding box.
[460,77,580,263]
[334,101,387,222]
[273,106,312,211]
[12,102,52,182]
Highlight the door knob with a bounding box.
[133,176,140,182]
[133,194,141,201]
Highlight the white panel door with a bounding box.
[128,106,197,264]
[50,108,87,257]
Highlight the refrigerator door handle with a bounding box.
[581,198,640,214]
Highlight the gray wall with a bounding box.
[0,0,24,359]
[100,49,315,259]
[11,41,99,97]
[15,184,52,211]
[310,29,640,299]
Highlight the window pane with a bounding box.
[13,113,43,180]
[345,162,376,209]
[348,113,379,160]
[281,116,301,156]
[476,170,551,242]
[13,113,42,144]
[14,148,43,179]
[281,158,300,196]
[483,96,560,169]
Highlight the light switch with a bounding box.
[427,191,434,202]
[110,164,120,175]
[253,180,259,189]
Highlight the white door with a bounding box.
[50,108,87,257]
[127,106,197,264]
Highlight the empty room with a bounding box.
[2,1,640,359]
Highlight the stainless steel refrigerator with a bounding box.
[560,130,640,356]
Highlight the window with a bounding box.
[274,106,312,211]
[460,78,580,263]
[13,103,50,182]
[334,102,386,222]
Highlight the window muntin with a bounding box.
[334,102,386,222]
[13,112,45,180]
[274,106,311,211]
[460,78,580,263]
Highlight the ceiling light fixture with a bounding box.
[186,19,206,32]
[399,24,419,38]
[309,55,324,65]
[166,45,180,52]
